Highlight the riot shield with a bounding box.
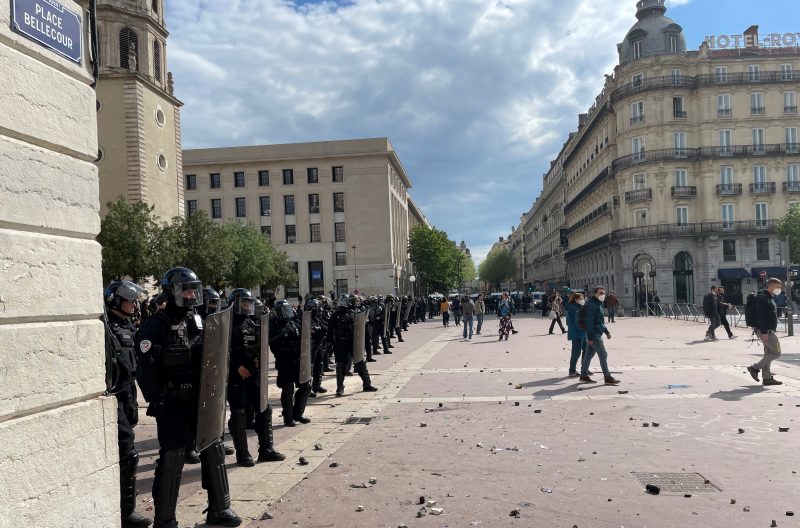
[299,310,313,385]
[382,305,390,338]
[403,300,413,322]
[195,306,232,453]
[259,314,270,414]
[352,309,367,363]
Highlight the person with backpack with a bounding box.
[579,286,620,385]
[702,286,721,341]
[565,293,587,377]
[746,278,784,386]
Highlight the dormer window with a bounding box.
[633,40,642,59]
[669,35,678,53]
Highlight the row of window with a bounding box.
[257,222,347,245]
[631,164,800,190]
[631,203,781,229]
[629,127,799,156]
[723,238,771,262]
[632,91,798,123]
[186,166,344,190]
[186,193,346,218]
[631,64,794,87]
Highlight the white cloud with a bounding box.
[166,0,637,249]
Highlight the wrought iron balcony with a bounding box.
[716,183,743,196]
[784,106,798,114]
[630,115,645,125]
[718,108,733,117]
[751,107,766,115]
[671,186,697,198]
[612,220,777,242]
[611,144,800,173]
[750,182,776,194]
[673,110,687,119]
[784,181,800,193]
[625,189,653,203]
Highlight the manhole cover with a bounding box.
[633,472,719,493]
[344,417,374,425]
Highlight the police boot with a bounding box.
[335,363,346,396]
[228,410,255,467]
[201,442,242,527]
[245,406,256,430]
[382,335,393,353]
[323,351,334,372]
[120,453,151,528]
[311,362,327,395]
[293,382,312,424]
[152,449,184,528]
[184,447,201,464]
[257,406,286,462]
[220,433,235,456]
[354,361,379,392]
[396,329,404,342]
[280,385,296,427]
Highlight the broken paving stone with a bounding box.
[476,442,484,448]
[420,423,427,428]
[298,457,309,466]
[369,477,377,484]
[355,506,364,512]
[534,409,542,414]
[429,508,444,515]
[515,384,523,389]
[652,422,660,428]
[541,487,553,493]
[738,429,746,434]
[426,500,438,507]
[743,506,751,512]
[509,509,521,518]
[329,462,339,468]
[418,496,426,505]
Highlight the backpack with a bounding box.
[577,303,589,331]
[744,293,759,328]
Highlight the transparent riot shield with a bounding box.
[195,306,232,453]
[259,314,270,414]
[352,309,367,363]
[403,301,413,322]
[382,304,391,337]
[299,310,313,385]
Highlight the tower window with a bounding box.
[633,40,642,60]
[152,0,159,14]
[119,28,139,71]
[153,41,162,82]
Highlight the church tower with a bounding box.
[94,0,184,220]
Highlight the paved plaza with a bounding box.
[133,314,800,528]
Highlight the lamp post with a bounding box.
[409,275,416,297]
[351,244,359,293]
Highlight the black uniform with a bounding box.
[328,304,378,396]
[271,310,312,426]
[371,300,388,354]
[389,299,404,342]
[310,308,329,395]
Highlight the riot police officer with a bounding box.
[198,288,221,320]
[104,281,151,528]
[364,297,378,363]
[328,295,379,396]
[135,268,241,528]
[306,298,329,397]
[388,295,404,342]
[271,300,313,426]
[227,289,285,466]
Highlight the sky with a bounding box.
[165,0,798,263]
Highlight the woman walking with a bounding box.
[498,293,513,341]
[565,293,587,377]
[548,293,567,335]
[440,298,450,327]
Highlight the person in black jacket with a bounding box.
[579,286,620,386]
[702,286,720,341]
[716,287,736,339]
[746,278,783,386]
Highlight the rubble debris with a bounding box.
[369,477,377,484]
[743,506,751,512]
[515,402,520,406]
[541,487,553,493]
[645,484,661,495]
[787,512,795,517]
[684,494,692,498]
[418,496,426,505]
[420,423,427,428]
[778,427,790,433]
[314,443,323,450]
[329,462,339,468]
[509,509,521,518]
[261,512,273,520]
[771,521,777,528]
[618,390,629,395]
[356,505,364,512]
[298,457,309,466]
[429,508,444,515]
[731,499,737,505]
[534,409,542,414]
[738,429,746,434]
[651,422,660,427]
[426,500,437,507]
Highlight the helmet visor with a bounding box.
[236,297,255,316]
[277,303,294,320]
[172,281,203,307]
[116,281,146,302]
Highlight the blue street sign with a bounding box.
[11,0,82,64]
[311,270,322,280]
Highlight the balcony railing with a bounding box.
[625,189,653,203]
[751,107,766,115]
[611,144,800,173]
[784,181,800,193]
[630,115,645,125]
[784,106,798,114]
[671,186,697,197]
[750,182,776,194]
[718,108,733,117]
[612,220,777,242]
[716,183,743,196]
[673,110,687,119]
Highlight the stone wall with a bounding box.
[0,1,119,526]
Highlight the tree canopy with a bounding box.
[408,225,467,293]
[478,248,516,290]
[777,204,800,264]
[97,197,163,284]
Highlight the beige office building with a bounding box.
[513,0,799,307]
[183,138,427,298]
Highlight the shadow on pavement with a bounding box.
[519,376,571,388]
[685,340,712,345]
[532,383,583,398]
[709,385,767,401]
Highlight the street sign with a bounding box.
[11,0,82,64]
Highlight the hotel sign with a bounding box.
[11,0,82,64]
[705,32,800,49]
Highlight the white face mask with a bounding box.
[772,288,783,296]
[578,299,586,306]
[597,294,607,303]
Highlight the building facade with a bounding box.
[1,1,117,525]
[183,138,422,298]
[93,0,184,220]
[551,0,799,308]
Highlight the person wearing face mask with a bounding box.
[565,293,588,378]
[746,278,784,386]
[579,286,620,385]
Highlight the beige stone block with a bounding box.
[0,398,120,528]
[0,135,100,235]
[0,229,103,321]
[0,42,97,159]
[0,320,105,418]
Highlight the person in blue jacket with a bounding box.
[579,286,621,385]
[564,293,587,377]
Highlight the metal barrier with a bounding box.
[645,302,793,334]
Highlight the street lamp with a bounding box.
[409,275,416,297]
[351,244,358,293]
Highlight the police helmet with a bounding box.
[202,288,221,315]
[161,268,203,308]
[254,299,266,318]
[274,299,294,321]
[228,288,255,316]
[104,280,145,314]
[305,297,320,315]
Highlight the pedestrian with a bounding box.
[461,296,475,339]
[440,297,450,327]
[747,278,784,386]
[548,293,567,335]
[605,290,619,323]
[475,293,486,335]
[565,292,587,378]
[702,286,720,341]
[498,292,513,341]
[579,286,620,385]
[452,296,462,326]
[540,293,550,318]
[717,287,736,339]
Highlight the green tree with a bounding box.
[408,225,463,293]
[220,221,298,290]
[479,248,517,290]
[97,197,164,284]
[160,211,233,288]
[777,204,800,263]
[461,255,477,286]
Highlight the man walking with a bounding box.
[579,286,620,386]
[461,296,475,339]
[606,291,619,323]
[702,286,720,341]
[717,287,736,339]
[475,293,486,335]
[747,278,783,386]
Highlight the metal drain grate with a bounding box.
[343,417,374,425]
[633,472,719,493]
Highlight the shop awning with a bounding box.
[717,268,750,280]
[751,267,787,279]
